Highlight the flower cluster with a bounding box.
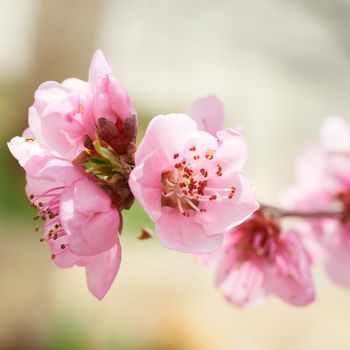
[8,50,136,299]
[8,51,350,307]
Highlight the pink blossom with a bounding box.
[90,51,135,125]
[129,114,259,253]
[187,95,225,135]
[8,114,122,300]
[283,116,350,287]
[203,210,315,307]
[28,50,135,160]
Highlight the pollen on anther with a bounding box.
[205,150,214,160]
[78,104,84,114]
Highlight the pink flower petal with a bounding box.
[155,207,223,253]
[92,74,134,122]
[135,114,198,165]
[195,171,259,234]
[88,49,113,90]
[73,178,112,215]
[128,150,165,221]
[324,229,350,287]
[7,136,46,167]
[266,232,315,306]
[60,180,119,256]
[218,259,266,307]
[188,95,225,135]
[86,243,122,300]
[33,81,72,114]
[215,129,247,171]
[24,155,81,185]
[320,116,350,152]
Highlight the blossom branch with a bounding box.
[261,203,343,219]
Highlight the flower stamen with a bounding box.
[161,152,236,216]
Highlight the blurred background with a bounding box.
[1,0,350,349]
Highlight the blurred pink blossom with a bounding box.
[201,210,315,307]
[129,114,258,253]
[282,116,350,287]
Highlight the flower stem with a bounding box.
[260,204,343,219]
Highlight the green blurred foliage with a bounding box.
[0,142,35,223]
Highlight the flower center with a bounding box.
[74,136,135,210]
[161,147,236,217]
[233,211,281,261]
[337,191,350,223]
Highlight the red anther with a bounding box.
[189,146,196,151]
[209,195,217,200]
[29,194,34,200]
[200,208,207,212]
[173,153,179,159]
[193,155,200,160]
[200,168,208,177]
[60,244,66,249]
[174,163,181,168]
